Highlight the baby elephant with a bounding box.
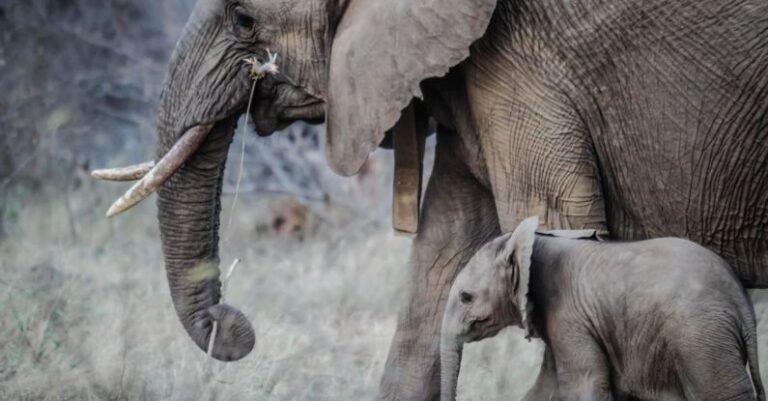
[441,217,765,401]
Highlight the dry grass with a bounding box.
[0,141,541,401]
[2,141,768,401]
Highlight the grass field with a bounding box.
[1,147,767,400]
[0,144,544,401]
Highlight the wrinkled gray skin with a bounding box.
[146,0,768,396]
[441,217,766,401]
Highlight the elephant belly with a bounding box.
[588,57,768,286]
[566,0,768,286]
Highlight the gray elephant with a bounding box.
[441,217,765,401]
[91,0,768,398]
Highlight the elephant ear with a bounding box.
[326,0,498,176]
[497,216,538,339]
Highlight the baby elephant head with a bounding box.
[440,216,538,401]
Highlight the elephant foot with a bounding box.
[378,327,441,401]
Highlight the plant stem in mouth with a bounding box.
[224,79,258,242]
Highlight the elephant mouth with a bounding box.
[464,323,504,343]
[249,75,326,135]
[276,101,325,126]
[251,99,324,137]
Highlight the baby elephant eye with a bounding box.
[460,290,474,305]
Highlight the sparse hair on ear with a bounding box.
[495,216,539,267]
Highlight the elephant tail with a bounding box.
[745,320,765,401]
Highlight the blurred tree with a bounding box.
[0,0,194,189]
[0,0,194,236]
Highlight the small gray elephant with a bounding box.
[440,217,765,401]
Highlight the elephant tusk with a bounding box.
[91,161,156,181]
[105,123,214,217]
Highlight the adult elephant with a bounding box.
[95,0,768,399]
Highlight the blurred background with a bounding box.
[6,1,765,401]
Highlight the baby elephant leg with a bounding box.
[554,340,613,401]
[523,346,560,401]
[679,350,758,401]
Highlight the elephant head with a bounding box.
[94,0,498,361]
[440,216,538,401]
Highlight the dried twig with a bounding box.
[243,50,279,81]
[206,258,241,358]
[225,51,280,241]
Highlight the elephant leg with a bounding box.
[523,346,560,401]
[553,338,613,401]
[378,135,500,401]
[523,346,646,401]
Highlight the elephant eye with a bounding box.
[460,291,474,305]
[233,8,256,33]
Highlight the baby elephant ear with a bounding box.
[497,216,538,338]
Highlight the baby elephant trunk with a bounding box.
[440,313,464,401]
[745,326,766,400]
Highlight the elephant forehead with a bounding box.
[458,253,498,287]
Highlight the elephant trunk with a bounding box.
[156,117,254,361]
[154,7,255,361]
[440,314,464,401]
